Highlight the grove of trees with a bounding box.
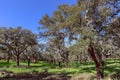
[0,0,120,79]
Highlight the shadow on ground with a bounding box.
[111,70,120,80]
[0,70,72,80]
[0,61,11,68]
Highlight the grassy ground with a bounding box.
[0,59,119,80]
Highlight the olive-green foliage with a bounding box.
[39,0,120,61]
[0,27,37,66]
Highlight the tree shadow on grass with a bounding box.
[29,64,56,69]
[0,61,11,68]
[105,60,120,65]
[111,70,120,80]
[69,61,95,68]
[0,71,72,80]
[30,61,58,69]
[78,66,95,73]
[105,65,120,74]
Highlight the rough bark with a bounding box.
[88,44,102,79]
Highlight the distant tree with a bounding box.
[22,45,41,67]
[0,27,37,67]
[0,27,12,63]
[69,38,91,63]
[39,10,71,67]
[44,37,69,67]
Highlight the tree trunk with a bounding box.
[64,51,69,68]
[64,61,68,68]
[27,59,30,67]
[96,62,101,79]
[58,61,61,67]
[98,54,105,78]
[7,52,11,63]
[16,54,20,67]
[7,58,10,63]
[7,56,10,63]
[88,44,102,79]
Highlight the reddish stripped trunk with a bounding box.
[98,54,105,78]
[88,44,102,79]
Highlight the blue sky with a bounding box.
[0,0,76,33]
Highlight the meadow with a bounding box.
[0,59,119,80]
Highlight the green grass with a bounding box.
[0,59,119,75]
